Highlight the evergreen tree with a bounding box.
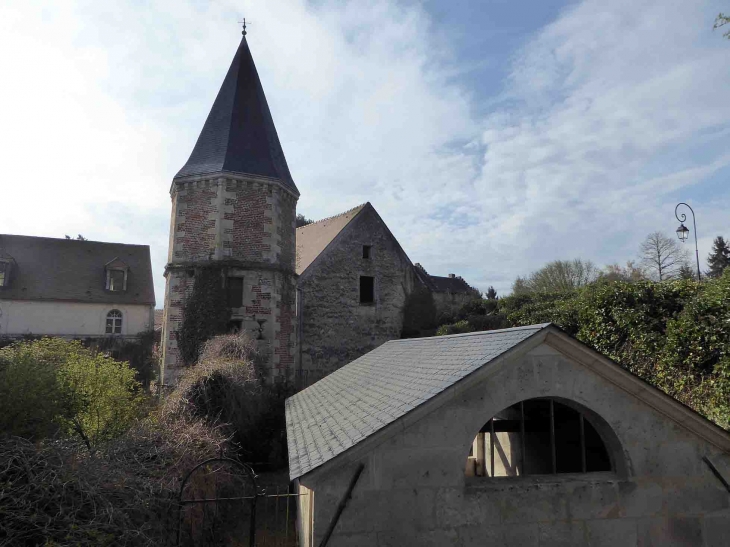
[706,236,730,279]
[486,286,497,300]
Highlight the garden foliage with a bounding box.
[436,271,730,428]
[0,338,146,447]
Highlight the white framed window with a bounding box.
[106,309,123,334]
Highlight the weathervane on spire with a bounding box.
[239,18,249,36]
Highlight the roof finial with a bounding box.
[239,18,248,36]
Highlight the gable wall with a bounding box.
[297,208,416,386]
[300,342,730,546]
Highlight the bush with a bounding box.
[0,411,226,546]
[0,338,147,447]
[167,332,293,467]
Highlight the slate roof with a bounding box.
[0,235,155,305]
[285,324,549,479]
[429,275,476,294]
[175,37,298,194]
[295,204,367,275]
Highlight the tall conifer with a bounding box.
[706,236,730,278]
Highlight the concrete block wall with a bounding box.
[300,343,730,546]
[161,173,298,384]
[297,207,416,386]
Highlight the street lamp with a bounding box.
[675,203,701,281]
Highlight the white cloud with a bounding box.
[1,0,728,301]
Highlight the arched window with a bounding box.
[106,310,122,334]
[466,398,613,478]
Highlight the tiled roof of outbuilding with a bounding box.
[175,37,298,194]
[0,234,155,306]
[285,324,549,480]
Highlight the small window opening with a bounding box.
[0,261,8,287]
[465,398,612,478]
[106,310,123,335]
[227,277,244,308]
[362,245,372,259]
[359,276,374,304]
[228,320,243,333]
[107,270,125,291]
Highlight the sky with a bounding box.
[1,0,729,304]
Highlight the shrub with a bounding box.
[0,338,147,447]
[435,320,474,336]
[167,332,293,467]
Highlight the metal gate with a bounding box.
[178,458,307,547]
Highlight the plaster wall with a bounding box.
[0,299,153,338]
[297,208,416,386]
[299,342,730,547]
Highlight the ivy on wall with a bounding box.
[178,267,231,366]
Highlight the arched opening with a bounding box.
[465,398,616,478]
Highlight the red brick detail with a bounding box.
[174,185,218,261]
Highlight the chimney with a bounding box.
[448,273,456,278]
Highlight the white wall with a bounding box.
[0,299,154,338]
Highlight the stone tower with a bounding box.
[161,33,299,385]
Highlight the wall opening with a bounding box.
[227,276,244,308]
[465,398,613,478]
[359,276,374,304]
[362,245,372,259]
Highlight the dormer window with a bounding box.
[105,257,128,292]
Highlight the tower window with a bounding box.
[227,277,244,307]
[359,276,374,304]
[362,245,372,259]
[106,310,123,334]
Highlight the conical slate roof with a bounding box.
[175,36,298,193]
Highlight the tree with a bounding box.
[706,236,730,279]
[639,232,687,281]
[486,286,497,300]
[715,13,730,39]
[296,213,313,228]
[65,234,87,241]
[601,261,646,283]
[513,259,599,294]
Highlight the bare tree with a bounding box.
[639,232,688,281]
[512,259,600,294]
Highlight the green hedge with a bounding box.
[436,270,730,428]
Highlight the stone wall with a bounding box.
[299,342,730,547]
[161,173,298,385]
[432,290,480,319]
[297,207,416,386]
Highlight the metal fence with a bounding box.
[177,457,306,547]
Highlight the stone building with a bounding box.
[161,33,478,386]
[296,203,420,385]
[286,324,730,547]
[0,234,155,340]
[414,263,481,318]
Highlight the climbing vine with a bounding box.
[177,267,230,366]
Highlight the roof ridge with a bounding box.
[296,203,368,230]
[0,234,150,248]
[388,323,551,343]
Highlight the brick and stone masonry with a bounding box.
[161,173,298,385]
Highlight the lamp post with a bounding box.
[675,202,701,281]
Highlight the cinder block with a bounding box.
[636,516,703,547]
[538,520,587,546]
[586,518,638,546]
